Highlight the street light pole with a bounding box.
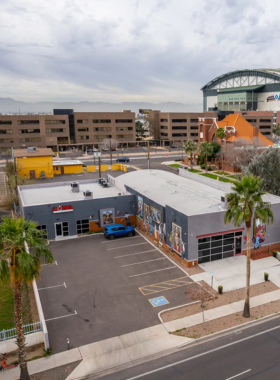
[110,138,112,166]
[147,141,150,169]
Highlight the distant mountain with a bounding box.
[0,98,202,114]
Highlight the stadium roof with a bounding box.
[201,69,280,91]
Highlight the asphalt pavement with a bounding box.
[100,315,280,380]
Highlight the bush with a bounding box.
[200,164,205,169]
[5,162,15,177]
[207,166,212,171]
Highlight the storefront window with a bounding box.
[77,219,90,234]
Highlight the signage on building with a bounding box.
[53,205,73,213]
[267,94,279,102]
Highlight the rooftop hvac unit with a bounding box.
[99,178,106,184]
[71,182,80,192]
[27,147,36,153]
[221,196,230,209]
[83,190,93,199]
[102,181,108,187]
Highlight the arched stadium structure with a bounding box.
[201,69,280,113]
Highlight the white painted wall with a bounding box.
[257,92,280,111]
[207,95,217,109]
[0,332,44,354]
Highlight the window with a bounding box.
[172,133,187,137]
[94,127,112,132]
[94,135,112,139]
[19,129,40,134]
[77,119,88,124]
[115,119,133,123]
[161,126,168,130]
[19,137,41,142]
[0,129,12,134]
[259,126,271,129]
[77,128,89,132]
[160,119,168,122]
[260,119,271,123]
[37,225,47,238]
[191,133,198,136]
[45,120,65,125]
[116,134,133,138]
[46,128,66,133]
[116,127,133,131]
[191,126,198,130]
[77,219,90,234]
[17,120,39,125]
[246,119,257,123]
[92,119,111,124]
[78,135,89,140]
[262,132,270,135]
[190,119,198,122]
[172,119,186,123]
[0,138,14,143]
[57,137,68,144]
[0,120,12,125]
[62,222,69,236]
[172,126,187,130]
[197,230,243,263]
[161,132,168,137]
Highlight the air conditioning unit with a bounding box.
[83,190,93,199]
[71,182,80,192]
[27,147,36,153]
[221,196,230,209]
[99,178,106,184]
[102,181,108,187]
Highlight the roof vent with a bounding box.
[99,178,106,185]
[27,147,36,153]
[83,190,93,199]
[221,196,230,209]
[71,182,80,192]
[118,192,122,196]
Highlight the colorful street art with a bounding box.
[171,223,183,256]
[137,196,143,226]
[144,204,149,221]
[252,217,266,249]
[103,210,114,225]
[151,206,161,224]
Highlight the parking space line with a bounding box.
[38,282,66,290]
[129,266,176,278]
[139,276,193,295]
[45,310,77,321]
[121,258,166,267]
[101,236,142,243]
[114,249,156,258]
[107,242,149,250]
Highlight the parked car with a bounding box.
[111,148,116,151]
[170,144,177,148]
[102,147,109,151]
[104,224,135,240]
[93,148,98,152]
[116,157,130,162]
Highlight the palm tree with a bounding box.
[198,142,214,173]
[184,140,197,170]
[224,175,274,318]
[215,128,227,178]
[0,217,53,380]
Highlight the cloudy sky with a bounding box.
[0,0,279,104]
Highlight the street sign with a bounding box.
[149,296,169,308]
[94,152,101,157]
[211,270,214,276]
[165,153,168,157]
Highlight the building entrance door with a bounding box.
[235,237,242,256]
[55,222,69,237]
[61,167,64,175]
[30,170,35,179]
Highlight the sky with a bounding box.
[0,0,280,104]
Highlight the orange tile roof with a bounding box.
[216,114,273,146]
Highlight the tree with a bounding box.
[135,121,145,137]
[198,142,214,173]
[224,175,274,318]
[102,138,119,150]
[144,114,155,138]
[184,140,197,170]
[243,147,280,196]
[273,123,280,139]
[0,217,53,380]
[215,128,227,177]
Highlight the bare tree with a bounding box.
[185,285,214,330]
[64,147,81,159]
[144,114,155,138]
[102,138,119,150]
[223,137,262,170]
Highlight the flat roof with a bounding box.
[19,179,121,206]
[14,148,53,158]
[53,160,84,166]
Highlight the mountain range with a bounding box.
[0,97,202,114]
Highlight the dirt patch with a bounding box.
[174,300,280,339]
[3,343,45,365]
[162,280,279,322]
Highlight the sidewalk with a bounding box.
[5,286,280,380]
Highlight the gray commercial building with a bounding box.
[18,170,280,267]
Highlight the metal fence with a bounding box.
[0,321,42,342]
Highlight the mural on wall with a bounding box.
[171,223,183,256]
[137,196,143,226]
[144,204,149,221]
[159,223,166,246]
[121,212,132,226]
[252,217,266,249]
[151,206,161,224]
[103,210,114,225]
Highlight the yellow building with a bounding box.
[14,147,54,179]
[53,160,83,175]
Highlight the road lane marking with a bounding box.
[129,266,176,278]
[125,325,280,379]
[121,258,166,267]
[225,369,251,379]
[45,310,77,322]
[107,242,148,250]
[102,236,142,243]
[114,249,157,258]
[41,261,58,266]
[38,282,66,290]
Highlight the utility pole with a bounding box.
[147,141,150,169]
[99,154,101,178]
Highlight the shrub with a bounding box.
[200,164,205,169]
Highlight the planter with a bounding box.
[264,273,269,281]
[273,251,277,258]
[218,285,223,294]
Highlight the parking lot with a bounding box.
[37,232,197,352]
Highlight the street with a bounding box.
[100,316,280,380]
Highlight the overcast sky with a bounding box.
[0,0,279,104]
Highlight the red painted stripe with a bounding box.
[196,228,244,239]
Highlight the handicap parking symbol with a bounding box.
[149,296,169,308]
